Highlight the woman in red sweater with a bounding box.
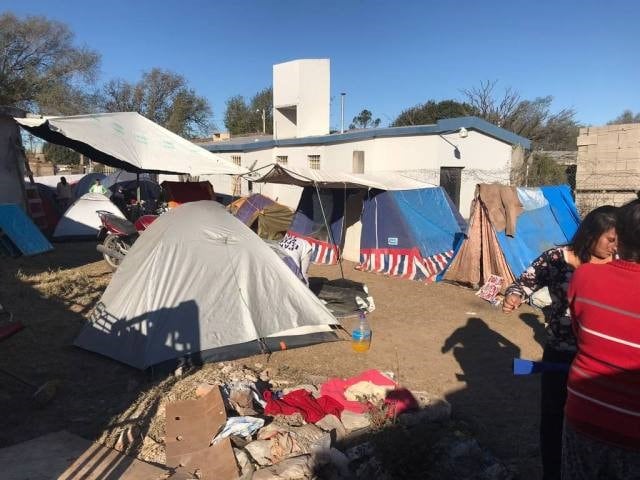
[563,197,640,479]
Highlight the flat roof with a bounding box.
[201,116,532,153]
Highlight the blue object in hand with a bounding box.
[513,358,570,375]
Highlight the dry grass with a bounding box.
[15,267,110,314]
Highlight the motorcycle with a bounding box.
[96,204,166,270]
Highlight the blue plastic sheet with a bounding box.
[360,188,467,256]
[497,185,579,278]
[0,204,53,256]
[540,185,581,242]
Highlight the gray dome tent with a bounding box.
[74,201,340,369]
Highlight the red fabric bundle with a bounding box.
[263,389,344,423]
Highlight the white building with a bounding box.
[202,59,530,217]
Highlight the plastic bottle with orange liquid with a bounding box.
[351,311,372,352]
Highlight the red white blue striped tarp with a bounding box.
[357,248,454,282]
[282,232,340,265]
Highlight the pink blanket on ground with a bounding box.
[321,370,419,416]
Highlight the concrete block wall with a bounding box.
[576,123,640,211]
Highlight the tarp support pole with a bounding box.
[136,173,141,204]
[313,181,344,279]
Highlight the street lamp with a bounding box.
[256,109,266,134]
[340,93,346,134]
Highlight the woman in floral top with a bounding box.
[502,205,618,480]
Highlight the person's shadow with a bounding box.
[441,318,539,472]
[442,317,521,386]
[519,312,547,349]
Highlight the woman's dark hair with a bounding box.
[570,205,618,263]
[616,198,640,262]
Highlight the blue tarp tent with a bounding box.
[444,184,580,289]
[359,188,467,281]
[287,188,351,265]
[286,186,467,282]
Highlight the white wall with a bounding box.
[273,59,330,139]
[205,130,513,217]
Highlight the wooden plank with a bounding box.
[0,430,169,480]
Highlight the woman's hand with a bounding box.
[502,294,523,314]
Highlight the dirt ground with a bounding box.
[0,243,545,478]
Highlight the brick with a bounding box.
[596,136,619,149]
[617,148,640,161]
[577,135,597,146]
[618,131,640,147]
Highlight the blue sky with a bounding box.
[4,0,639,130]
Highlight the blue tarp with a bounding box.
[288,186,466,280]
[361,188,467,256]
[359,187,467,281]
[0,204,53,256]
[495,185,580,278]
[289,188,351,246]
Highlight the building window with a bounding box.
[231,155,241,166]
[276,155,288,165]
[308,155,320,170]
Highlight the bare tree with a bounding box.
[462,80,579,150]
[608,110,640,125]
[0,12,100,114]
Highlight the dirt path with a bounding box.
[0,244,545,477]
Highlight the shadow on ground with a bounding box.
[0,243,176,477]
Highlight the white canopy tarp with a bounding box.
[53,193,125,239]
[16,112,247,176]
[246,164,434,190]
[74,200,340,369]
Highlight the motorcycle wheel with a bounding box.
[102,234,129,271]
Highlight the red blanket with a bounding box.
[263,389,343,423]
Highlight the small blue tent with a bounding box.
[360,188,467,281]
[286,186,467,282]
[444,184,580,289]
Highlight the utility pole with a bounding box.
[340,93,346,133]
[257,109,266,134]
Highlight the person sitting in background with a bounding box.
[55,176,72,210]
[89,179,108,195]
[562,197,640,479]
[502,205,618,480]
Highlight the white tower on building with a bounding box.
[272,59,330,139]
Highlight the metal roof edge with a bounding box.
[203,116,531,153]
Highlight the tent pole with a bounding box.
[136,173,141,203]
[313,182,344,280]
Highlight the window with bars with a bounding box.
[231,155,241,166]
[276,155,288,165]
[308,155,320,170]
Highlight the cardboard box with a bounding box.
[165,387,238,480]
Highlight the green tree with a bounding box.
[349,109,381,129]
[43,142,80,165]
[462,80,580,150]
[392,100,476,127]
[608,110,640,125]
[0,13,100,115]
[101,68,212,138]
[249,87,273,134]
[224,95,252,135]
[223,87,273,135]
[520,152,567,187]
